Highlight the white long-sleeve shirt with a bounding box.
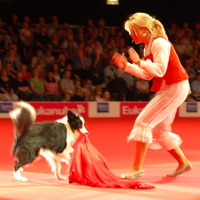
[125,38,171,81]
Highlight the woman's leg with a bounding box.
[152,110,192,176]
[122,81,191,178]
[121,141,149,178]
[167,147,192,176]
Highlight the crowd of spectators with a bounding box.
[0,14,200,102]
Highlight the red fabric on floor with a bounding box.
[69,134,154,189]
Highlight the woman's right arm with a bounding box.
[124,62,153,80]
[112,52,153,80]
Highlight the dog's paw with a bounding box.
[56,175,67,181]
[13,172,28,182]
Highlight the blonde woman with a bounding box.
[112,12,192,178]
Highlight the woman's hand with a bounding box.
[128,47,140,65]
[112,53,127,70]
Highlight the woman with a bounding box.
[29,68,49,101]
[44,71,62,101]
[112,12,192,178]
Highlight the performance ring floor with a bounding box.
[0,117,200,200]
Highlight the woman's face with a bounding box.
[129,26,145,44]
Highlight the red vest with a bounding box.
[144,37,189,92]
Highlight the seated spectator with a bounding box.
[51,62,61,81]
[105,78,127,101]
[7,14,20,36]
[88,94,96,101]
[0,19,12,52]
[44,50,55,69]
[82,79,96,101]
[72,41,87,79]
[14,70,39,101]
[89,40,103,80]
[35,24,49,51]
[44,71,63,101]
[3,61,16,79]
[48,33,64,59]
[19,21,34,63]
[29,68,49,101]
[103,59,118,83]
[0,68,19,101]
[63,93,72,102]
[191,73,200,101]
[174,37,188,62]
[20,64,32,80]
[183,56,197,83]
[34,63,46,79]
[35,17,47,34]
[30,49,44,69]
[102,90,113,101]
[71,80,85,101]
[56,53,67,75]
[93,87,104,102]
[60,70,75,96]
[121,72,135,89]
[135,78,150,101]
[3,47,22,70]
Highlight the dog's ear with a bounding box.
[67,109,76,120]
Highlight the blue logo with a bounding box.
[186,102,198,112]
[97,102,109,113]
[0,102,13,113]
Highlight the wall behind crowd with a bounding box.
[0,15,200,102]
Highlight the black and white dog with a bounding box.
[9,102,88,181]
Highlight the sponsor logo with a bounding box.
[120,102,147,117]
[0,102,13,113]
[97,102,109,113]
[29,102,88,117]
[36,105,86,115]
[186,102,198,113]
[122,105,144,115]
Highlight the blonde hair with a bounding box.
[124,12,168,39]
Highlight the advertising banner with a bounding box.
[28,102,88,118]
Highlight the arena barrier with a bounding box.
[0,101,199,118]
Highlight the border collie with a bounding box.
[9,102,88,181]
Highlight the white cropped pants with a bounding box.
[128,80,190,150]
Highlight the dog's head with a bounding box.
[67,110,88,135]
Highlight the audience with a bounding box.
[0,15,200,102]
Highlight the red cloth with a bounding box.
[69,134,154,189]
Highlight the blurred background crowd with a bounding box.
[0,14,200,102]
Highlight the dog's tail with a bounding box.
[9,102,36,137]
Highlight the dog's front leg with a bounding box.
[49,158,66,180]
[13,167,28,182]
